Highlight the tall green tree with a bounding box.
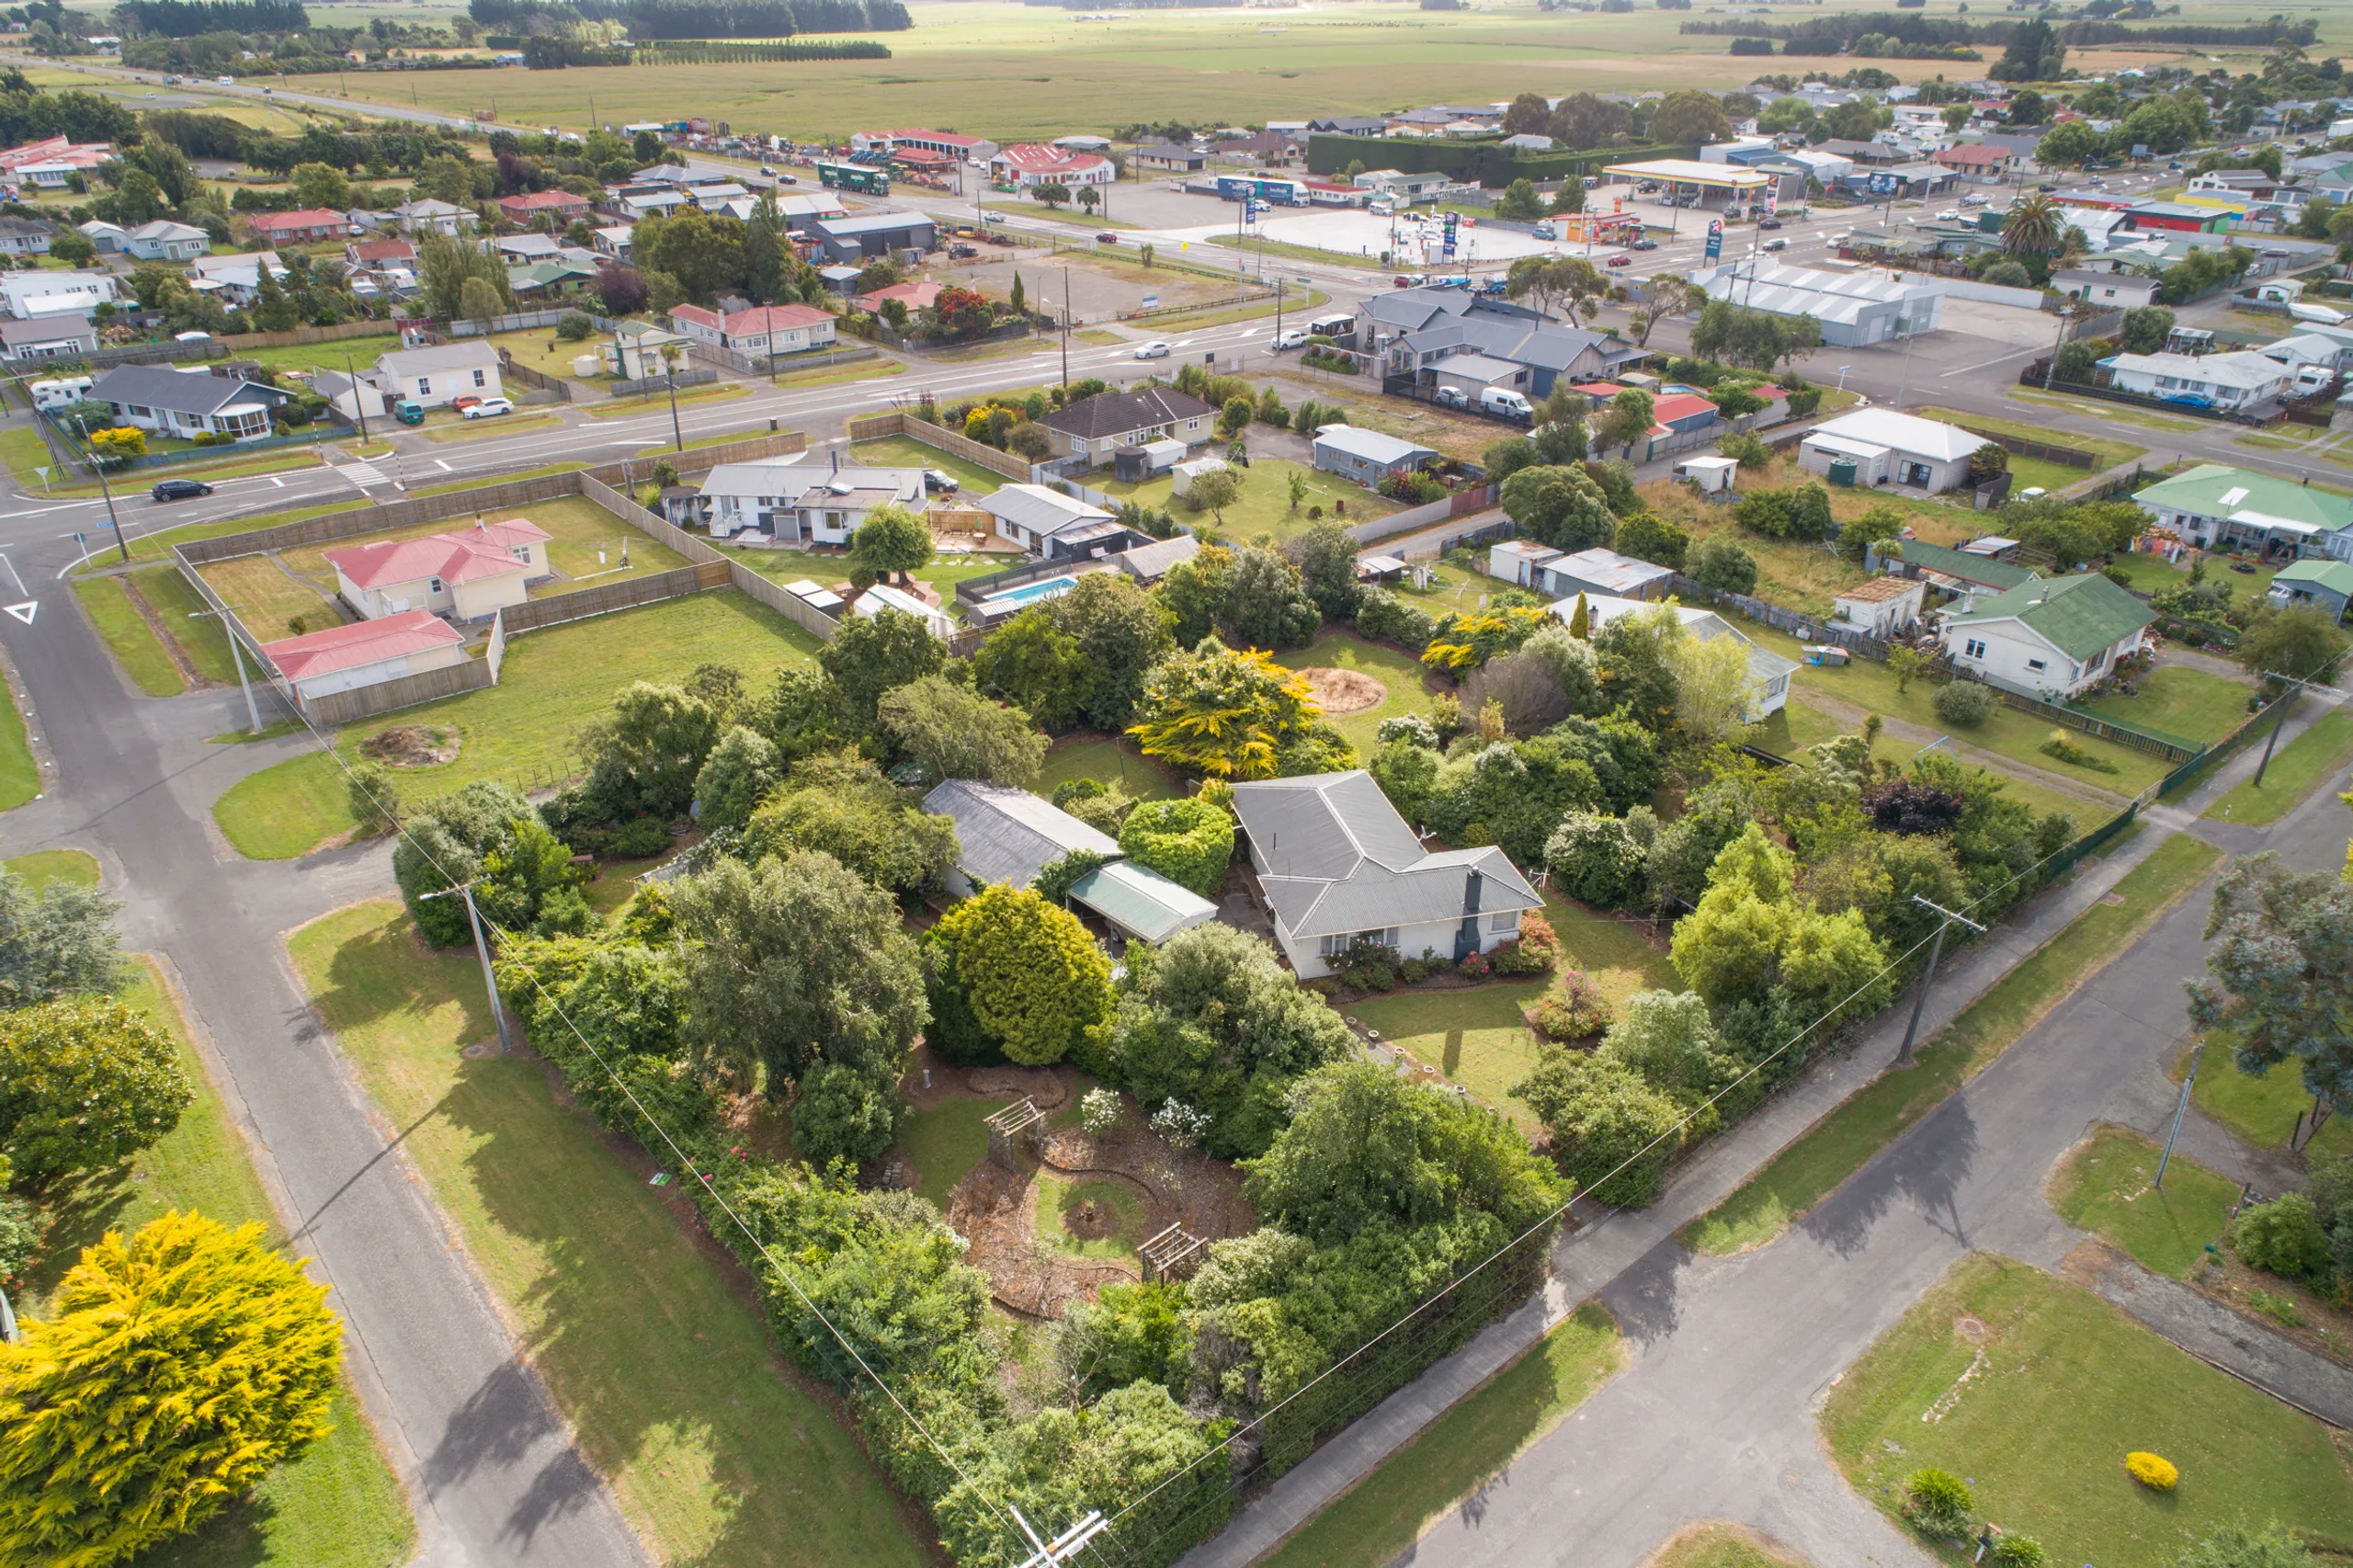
[927,884,1114,1068]
[815,607,948,729]
[876,674,1049,788]
[0,870,121,1006]
[0,997,193,1187]
[2188,854,2353,1108]
[846,503,934,586]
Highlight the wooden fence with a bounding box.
[219,319,408,352]
[844,409,1035,481]
[496,351,575,403]
[176,471,595,565]
[1951,425,2104,471]
[498,561,730,632]
[579,472,846,644]
[301,656,496,727]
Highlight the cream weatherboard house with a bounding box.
[1226,771,1544,980]
[1939,573,2157,699]
[372,342,504,409]
[327,519,551,621]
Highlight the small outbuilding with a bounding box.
[1311,425,1438,487]
[1831,574,1927,638]
[2268,559,2353,624]
[261,608,468,709]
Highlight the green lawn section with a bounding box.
[1913,406,2148,475]
[2079,664,2252,747]
[131,565,243,685]
[1762,700,2096,830]
[582,382,754,418]
[2204,709,2353,825]
[233,332,405,375]
[2105,550,2280,604]
[1037,732,1184,801]
[2006,388,2206,434]
[1,423,56,489]
[4,848,99,890]
[1347,892,1678,1130]
[849,434,1011,496]
[0,670,35,811]
[2052,1124,2238,1279]
[24,956,416,1568]
[198,552,337,642]
[1683,833,2222,1255]
[2182,1044,2353,1163]
[288,901,923,1568]
[1647,1525,1810,1568]
[1034,1170,1146,1259]
[213,590,824,858]
[74,574,188,697]
[896,1096,1005,1210]
[1273,627,1436,757]
[420,412,565,443]
[1256,1306,1624,1568]
[733,542,1006,605]
[1093,456,1390,548]
[1204,232,1391,270]
[1823,1254,2353,1568]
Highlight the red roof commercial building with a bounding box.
[986,144,1114,188]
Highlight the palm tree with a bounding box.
[2002,193,2062,257]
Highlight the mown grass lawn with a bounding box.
[1095,457,1391,548]
[1823,1254,2353,1568]
[1255,1306,1623,1568]
[582,382,754,419]
[1034,1170,1146,1260]
[0,668,36,811]
[1273,627,1438,757]
[3,847,98,890]
[235,333,406,376]
[74,574,187,698]
[198,552,339,642]
[1683,834,2222,1255]
[2052,1124,2238,1280]
[2180,1041,2353,1163]
[1644,1525,1811,1568]
[2203,708,2353,825]
[849,434,1011,495]
[896,1094,1006,1210]
[1913,407,2149,474]
[1036,731,1184,801]
[288,902,925,1568]
[2106,550,2280,604]
[2079,664,2252,747]
[21,956,416,1568]
[212,591,822,858]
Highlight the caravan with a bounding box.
[29,375,93,412]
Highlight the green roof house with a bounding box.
[2132,463,2353,559]
[2268,559,2353,625]
[1889,539,2041,607]
[1941,573,2157,699]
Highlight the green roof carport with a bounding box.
[1066,861,1220,944]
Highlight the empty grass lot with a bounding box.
[2179,1041,2353,1164]
[1644,1525,1810,1568]
[1037,732,1184,801]
[199,553,339,642]
[1255,1307,1624,1568]
[2204,709,2353,825]
[74,574,188,697]
[1823,1254,2353,1568]
[2080,664,2253,748]
[1682,834,2222,1256]
[1913,407,2149,486]
[1274,628,1438,757]
[1095,457,1392,547]
[134,565,244,685]
[849,435,1010,496]
[0,670,36,811]
[288,902,924,1568]
[1347,892,1678,1130]
[20,955,415,1568]
[212,590,822,858]
[2052,1125,2239,1280]
[3,848,98,890]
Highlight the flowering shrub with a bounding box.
[1079,1086,1122,1134]
[2125,1452,2177,1491]
[1529,971,1613,1041]
[1457,950,1492,980]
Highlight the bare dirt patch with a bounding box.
[1298,665,1386,716]
[360,724,460,768]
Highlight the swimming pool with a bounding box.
[978,574,1079,612]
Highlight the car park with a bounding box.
[923,469,959,494]
[1134,341,1170,358]
[151,478,214,502]
[461,396,515,419]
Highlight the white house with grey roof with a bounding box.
[91,363,290,439]
[982,483,1144,561]
[1311,426,1438,488]
[371,341,503,409]
[1227,771,1543,979]
[694,455,926,545]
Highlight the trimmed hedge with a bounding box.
[1117,798,1236,899]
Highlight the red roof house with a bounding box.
[666,301,837,355]
[327,519,551,621]
[853,279,944,314]
[496,188,592,228]
[249,208,352,244]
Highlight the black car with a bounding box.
[151,478,215,502]
[1631,238,1659,251]
[1756,216,1782,230]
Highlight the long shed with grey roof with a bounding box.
[1227,771,1540,979]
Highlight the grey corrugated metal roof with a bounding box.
[1067,860,1218,942]
[93,363,286,416]
[983,483,1113,537]
[923,778,1116,891]
[1228,770,1540,939]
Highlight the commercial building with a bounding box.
[805,210,937,264]
[986,144,1114,189]
[1695,260,1942,347]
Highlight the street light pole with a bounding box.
[2155,1042,2201,1190]
[423,881,514,1053]
[2043,301,2075,392]
[2251,666,2317,787]
[345,351,369,444]
[1899,896,1987,1062]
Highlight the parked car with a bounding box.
[923,469,959,494]
[1478,387,1532,420]
[1134,341,1171,358]
[394,400,425,425]
[948,243,978,259]
[1271,328,1310,350]
[461,396,515,419]
[151,478,214,502]
[451,393,483,412]
[1432,386,1471,409]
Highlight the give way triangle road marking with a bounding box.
[4,602,37,625]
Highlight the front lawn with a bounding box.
[74,574,188,697]
[1093,457,1393,547]
[2182,1043,2353,1163]
[25,956,415,1568]
[2052,1124,2239,1279]
[849,434,1010,496]
[1273,627,1438,757]
[2203,708,2353,825]
[1823,1254,2353,1568]
[1683,835,2222,1255]
[1763,700,2097,829]
[1254,1306,1624,1568]
[288,903,926,1568]
[2079,665,2252,747]
[2105,551,2281,604]
[212,590,822,858]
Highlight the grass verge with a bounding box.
[288,901,925,1568]
[23,956,416,1568]
[582,382,756,418]
[1204,232,1390,270]
[2180,1043,2353,1163]
[1681,833,2222,1256]
[2203,709,2353,825]
[1255,1306,1624,1568]
[133,564,242,685]
[419,412,565,443]
[0,667,35,811]
[4,847,98,890]
[1823,1254,2353,1568]
[2051,1124,2238,1279]
[74,574,186,697]
[1643,1525,1810,1568]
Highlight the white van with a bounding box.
[30,376,94,412]
[1478,387,1533,420]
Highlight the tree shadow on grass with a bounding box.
[18,1161,142,1310]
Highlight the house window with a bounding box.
[1963,638,1986,660]
[2026,658,2047,672]
[2087,646,2107,671]
[428,576,446,593]
[417,378,431,396]
[1318,927,1397,957]
[472,369,486,388]
[1486,911,1518,934]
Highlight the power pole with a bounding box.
[1899,896,1987,1062]
[188,609,261,733]
[1061,262,1072,389]
[424,881,514,1052]
[346,351,369,444]
[2250,666,2317,788]
[74,415,131,563]
[1011,1506,1106,1568]
[2155,1042,2201,1190]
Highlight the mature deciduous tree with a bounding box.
[2188,854,2353,1108]
[0,871,121,1006]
